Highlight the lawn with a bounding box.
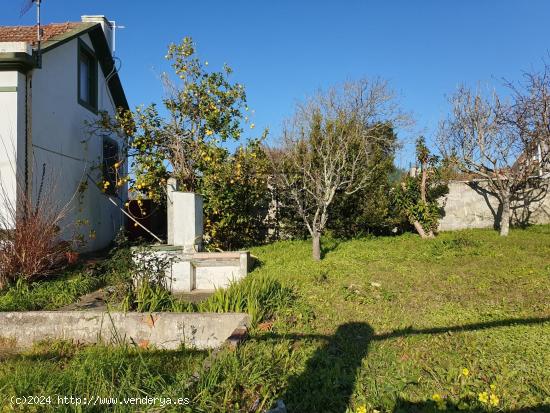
[0,226,549,412]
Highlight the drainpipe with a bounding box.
[24,71,33,206]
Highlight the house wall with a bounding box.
[0,71,26,228]
[29,33,126,251]
[438,180,550,231]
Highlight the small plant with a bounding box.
[429,233,482,259]
[118,246,176,312]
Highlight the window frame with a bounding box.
[77,38,98,113]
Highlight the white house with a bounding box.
[0,16,128,251]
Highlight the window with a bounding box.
[78,40,98,111]
[102,138,119,195]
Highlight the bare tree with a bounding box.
[439,69,550,235]
[505,63,550,177]
[270,78,408,260]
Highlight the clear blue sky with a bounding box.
[2,0,550,167]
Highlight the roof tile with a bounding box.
[0,22,81,46]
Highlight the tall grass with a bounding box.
[196,275,296,325]
[0,272,103,311]
[122,274,296,326]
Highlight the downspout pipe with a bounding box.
[24,71,33,209]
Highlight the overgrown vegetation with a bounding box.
[89,37,271,250]
[393,136,450,238]
[0,232,130,311]
[0,232,300,328]
[119,246,299,326]
[0,226,548,412]
[0,181,76,289]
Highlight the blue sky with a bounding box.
[2,0,550,167]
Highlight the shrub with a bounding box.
[115,243,180,312]
[0,182,75,289]
[326,124,400,238]
[200,139,273,250]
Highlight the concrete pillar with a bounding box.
[166,178,178,245]
[169,259,195,292]
[166,178,204,252]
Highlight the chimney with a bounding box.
[81,15,113,54]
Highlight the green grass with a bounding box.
[0,226,549,412]
[0,268,104,311]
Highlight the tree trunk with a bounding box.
[312,233,321,261]
[413,220,434,239]
[500,193,511,236]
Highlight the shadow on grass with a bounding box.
[259,316,550,413]
[282,322,373,412]
[321,238,340,259]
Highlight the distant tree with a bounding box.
[394,137,449,238]
[439,67,550,236]
[270,78,408,260]
[327,124,399,237]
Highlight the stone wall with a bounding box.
[438,179,550,231]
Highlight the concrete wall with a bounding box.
[0,71,19,227]
[27,33,125,251]
[134,247,250,293]
[439,180,550,231]
[0,71,26,228]
[0,311,250,350]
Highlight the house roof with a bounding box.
[0,21,128,110]
[0,22,83,46]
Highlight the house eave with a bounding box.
[0,52,35,73]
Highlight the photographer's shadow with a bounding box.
[282,322,373,412]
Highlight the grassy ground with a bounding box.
[0,267,104,311]
[0,226,549,412]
